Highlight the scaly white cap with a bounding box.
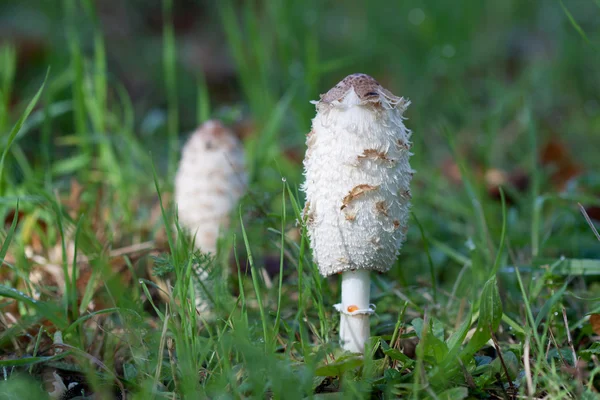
[175,120,247,254]
[302,73,413,277]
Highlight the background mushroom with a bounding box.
[175,120,247,312]
[302,74,413,353]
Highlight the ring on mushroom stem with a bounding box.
[302,73,413,354]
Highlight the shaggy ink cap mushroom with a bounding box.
[175,120,247,311]
[302,73,413,353]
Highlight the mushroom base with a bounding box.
[335,270,374,353]
[193,267,212,314]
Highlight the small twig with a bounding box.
[578,203,600,242]
[109,241,155,257]
[382,301,408,372]
[455,297,466,331]
[548,328,568,368]
[495,373,510,400]
[562,308,578,368]
[523,336,534,398]
[153,309,170,400]
[167,337,178,394]
[490,325,516,396]
[458,358,476,389]
[561,307,583,397]
[260,266,272,289]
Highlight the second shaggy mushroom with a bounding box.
[175,120,247,312]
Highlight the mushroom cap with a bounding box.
[175,120,247,254]
[302,73,413,276]
[316,73,407,111]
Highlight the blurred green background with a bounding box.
[2,0,599,162]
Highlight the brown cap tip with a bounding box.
[319,73,402,106]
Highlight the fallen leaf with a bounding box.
[590,313,600,335]
[540,138,582,190]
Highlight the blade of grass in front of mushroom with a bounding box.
[284,182,314,352]
[239,206,270,348]
[271,178,287,350]
[151,157,176,259]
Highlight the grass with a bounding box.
[1,0,600,398]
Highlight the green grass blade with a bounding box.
[514,266,541,348]
[162,0,179,179]
[239,206,269,347]
[70,215,85,319]
[560,0,593,45]
[0,69,49,192]
[0,284,67,328]
[489,187,507,278]
[272,178,286,348]
[0,353,69,367]
[534,282,568,329]
[412,212,437,303]
[463,277,502,354]
[150,155,176,258]
[0,200,18,263]
[196,71,211,125]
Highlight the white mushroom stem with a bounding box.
[335,270,374,353]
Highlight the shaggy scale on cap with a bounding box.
[302,73,413,277]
